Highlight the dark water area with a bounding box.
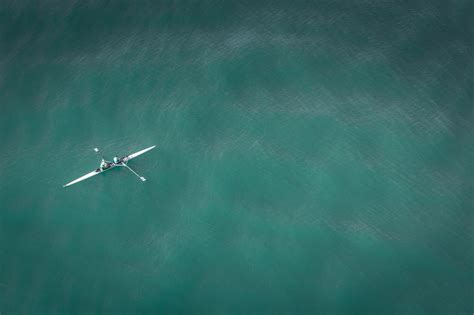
[0,1,472,314]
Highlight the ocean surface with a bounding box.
[0,1,472,314]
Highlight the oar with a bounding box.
[94,147,105,161]
[121,163,146,182]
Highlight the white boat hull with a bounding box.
[63,145,156,187]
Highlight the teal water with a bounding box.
[0,1,473,314]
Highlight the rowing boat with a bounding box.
[63,145,156,187]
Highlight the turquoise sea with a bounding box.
[0,1,472,314]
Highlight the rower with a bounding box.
[113,156,119,164]
[100,159,107,170]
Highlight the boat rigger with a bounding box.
[63,145,156,187]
